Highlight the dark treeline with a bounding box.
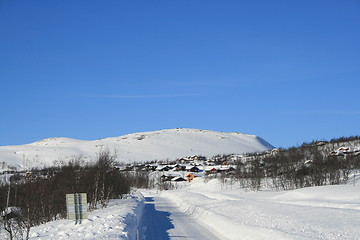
[328,135,360,144]
[233,137,360,191]
[0,151,149,240]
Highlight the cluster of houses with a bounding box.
[156,163,237,183]
[117,155,237,182]
[330,147,360,156]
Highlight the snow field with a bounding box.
[5,175,360,240]
[160,178,360,240]
[160,185,300,240]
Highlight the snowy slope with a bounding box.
[0,129,274,171]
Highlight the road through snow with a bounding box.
[139,195,220,240]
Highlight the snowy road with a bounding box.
[160,179,360,240]
[139,196,220,240]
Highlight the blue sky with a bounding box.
[0,0,359,148]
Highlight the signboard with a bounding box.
[66,193,88,223]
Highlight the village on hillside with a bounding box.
[115,155,237,183]
[115,142,360,183]
[1,138,360,186]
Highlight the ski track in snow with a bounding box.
[139,195,220,240]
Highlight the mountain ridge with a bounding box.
[0,128,274,171]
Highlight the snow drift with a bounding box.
[160,176,360,240]
[23,192,144,240]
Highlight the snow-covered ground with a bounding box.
[160,175,360,240]
[23,192,144,240]
[4,174,359,240]
[0,128,273,171]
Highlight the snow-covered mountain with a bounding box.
[0,128,274,171]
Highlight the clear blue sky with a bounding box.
[1,0,359,148]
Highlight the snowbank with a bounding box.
[22,192,145,240]
[161,178,360,240]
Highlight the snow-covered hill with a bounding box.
[0,129,274,171]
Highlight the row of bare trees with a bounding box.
[0,151,149,240]
[233,141,359,191]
